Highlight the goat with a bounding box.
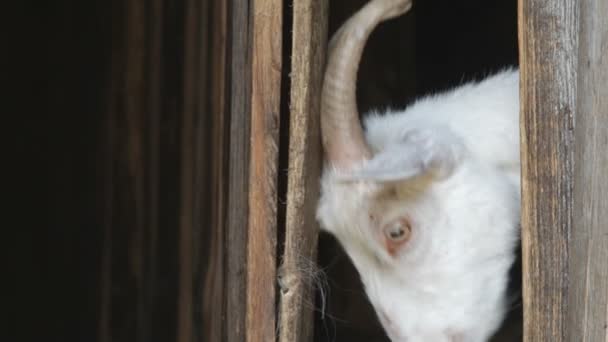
[316,0,520,341]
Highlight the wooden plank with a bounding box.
[518,0,578,341]
[100,2,154,341]
[568,0,608,340]
[225,0,253,340]
[246,0,283,341]
[142,0,164,341]
[277,1,328,341]
[41,0,226,341]
[177,0,202,339]
[99,0,214,341]
[202,0,228,340]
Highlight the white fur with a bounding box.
[316,69,520,342]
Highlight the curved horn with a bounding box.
[321,0,413,169]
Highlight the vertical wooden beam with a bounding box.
[202,0,228,340]
[277,1,328,341]
[99,2,159,341]
[246,0,283,341]
[568,0,608,340]
[225,0,283,341]
[99,0,213,340]
[177,0,201,339]
[225,1,253,340]
[518,0,578,341]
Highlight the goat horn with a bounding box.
[321,0,413,169]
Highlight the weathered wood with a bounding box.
[225,0,253,340]
[246,0,283,341]
[568,0,608,340]
[277,0,328,341]
[518,0,578,341]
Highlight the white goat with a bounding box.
[315,0,520,341]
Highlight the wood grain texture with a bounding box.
[277,1,328,341]
[99,2,176,341]
[202,0,228,340]
[568,0,608,340]
[225,0,252,340]
[98,0,217,341]
[246,0,283,341]
[518,0,578,341]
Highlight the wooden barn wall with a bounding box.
[97,0,218,341]
[16,0,607,341]
[28,0,284,341]
[202,0,228,340]
[97,0,284,340]
[568,0,608,339]
[520,0,608,341]
[277,1,327,341]
[18,0,231,341]
[519,0,578,340]
[244,0,283,340]
[96,0,285,340]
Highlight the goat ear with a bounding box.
[338,128,465,183]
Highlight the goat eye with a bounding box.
[388,226,405,239]
[384,218,411,242]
